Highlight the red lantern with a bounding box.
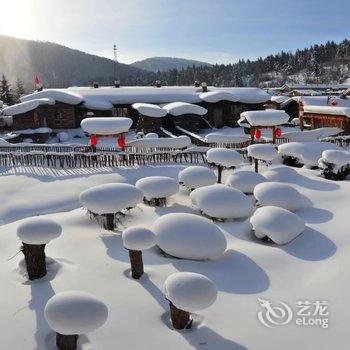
[331,100,338,107]
[274,128,282,138]
[254,129,262,139]
[90,134,98,146]
[117,134,126,149]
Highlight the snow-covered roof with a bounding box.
[132,103,167,118]
[21,89,83,105]
[282,127,342,141]
[126,135,191,149]
[83,99,114,111]
[270,95,290,104]
[80,117,132,135]
[2,98,55,116]
[283,83,350,90]
[162,102,207,116]
[303,105,350,117]
[239,110,289,126]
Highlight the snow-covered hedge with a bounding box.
[44,291,108,335]
[153,213,227,260]
[247,144,278,161]
[164,272,217,312]
[239,110,289,127]
[226,171,267,194]
[81,117,132,135]
[122,226,156,250]
[79,183,143,214]
[178,166,216,189]
[250,206,305,245]
[254,182,303,212]
[126,135,191,149]
[206,148,244,168]
[135,176,179,200]
[318,149,350,180]
[190,184,253,220]
[17,218,62,245]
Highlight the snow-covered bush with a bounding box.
[226,171,267,194]
[79,183,143,230]
[17,218,62,280]
[206,148,244,183]
[178,166,216,190]
[247,144,279,172]
[135,176,179,206]
[45,291,108,349]
[164,272,217,329]
[153,213,227,260]
[81,117,132,135]
[254,182,303,212]
[122,226,157,279]
[190,184,253,220]
[318,149,350,180]
[250,206,305,244]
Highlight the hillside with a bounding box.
[0,35,152,90]
[131,57,211,72]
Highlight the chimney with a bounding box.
[93,82,99,88]
[201,82,208,92]
[155,80,162,88]
[194,81,201,88]
[114,80,120,88]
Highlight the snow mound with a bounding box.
[226,171,267,194]
[250,206,305,245]
[283,127,342,141]
[144,132,159,139]
[247,144,278,161]
[122,226,156,250]
[135,176,179,200]
[17,218,62,245]
[205,133,250,144]
[319,149,350,167]
[153,213,227,260]
[162,102,207,116]
[254,182,303,212]
[57,132,70,142]
[80,117,132,135]
[127,135,191,149]
[79,183,143,214]
[44,291,108,335]
[164,272,217,312]
[239,110,289,126]
[132,103,167,118]
[191,184,253,219]
[178,166,216,189]
[207,148,244,168]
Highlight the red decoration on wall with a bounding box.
[254,129,262,139]
[90,135,98,146]
[118,134,126,149]
[274,128,282,137]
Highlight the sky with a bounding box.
[0,0,350,64]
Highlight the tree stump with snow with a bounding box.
[22,243,47,280]
[103,213,115,231]
[56,333,78,350]
[128,250,144,279]
[169,301,191,329]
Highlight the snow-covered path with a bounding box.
[0,164,348,349]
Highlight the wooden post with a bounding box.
[250,127,255,144]
[128,250,144,279]
[56,333,78,350]
[217,165,223,183]
[169,301,191,330]
[254,158,259,173]
[272,126,276,144]
[21,243,47,280]
[103,213,114,231]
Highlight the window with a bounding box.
[54,111,63,126]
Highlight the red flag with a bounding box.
[34,75,41,86]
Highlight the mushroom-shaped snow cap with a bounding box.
[250,206,305,245]
[206,148,244,168]
[226,171,267,194]
[135,176,179,200]
[254,182,303,212]
[122,226,156,250]
[80,117,132,135]
[178,166,216,189]
[190,184,253,219]
[79,183,143,214]
[144,132,159,139]
[17,218,62,245]
[44,291,108,335]
[247,144,278,161]
[321,149,350,167]
[153,213,227,260]
[164,272,217,312]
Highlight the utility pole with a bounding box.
[113,44,119,84]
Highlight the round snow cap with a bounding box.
[178,166,216,189]
[164,272,217,312]
[153,213,227,260]
[79,183,143,214]
[321,149,350,166]
[135,176,179,200]
[144,132,159,139]
[250,206,305,245]
[191,184,253,219]
[122,227,156,250]
[206,148,244,168]
[17,218,62,245]
[247,144,278,161]
[81,117,132,135]
[254,182,302,212]
[44,291,108,335]
[226,171,267,194]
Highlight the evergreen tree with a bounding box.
[0,75,14,105]
[14,80,26,101]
